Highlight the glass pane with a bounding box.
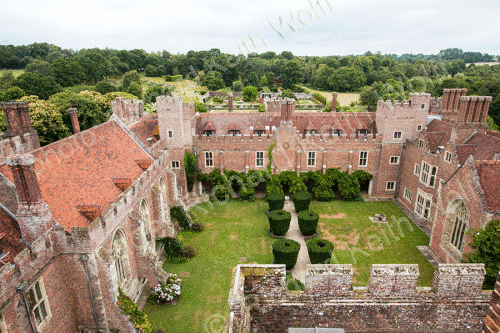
[35,282,42,301]
[34,307,41,325]
[40,301,47,319]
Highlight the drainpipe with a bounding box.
[17,282,37,333]
[80,254,100,333]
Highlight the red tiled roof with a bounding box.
[456,132,500,165]
[0,204,26,267]
[424,119,453,153]
[2,121,152,231]
[128,113,159,147]
[475,161,500,212]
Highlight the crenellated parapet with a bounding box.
[226,263,491,333]
[111,97,144,124]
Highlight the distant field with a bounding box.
[142,76,204,103]
[301,86,360,106]
[1,69,24,78]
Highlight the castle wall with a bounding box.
[227,264,490,333]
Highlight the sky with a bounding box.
[1,0,499,56]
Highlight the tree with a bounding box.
[11,72,61,100]
[232,81,243,92]
[242,86,258,102]
[51,58,87,87]
[144,83,172,103]
[25,59,54,77]
[1,86,25,102]
[0,71,15,90]
[18,96,70,145]
[95,82,117,94]
[314,64,334,90]
[489,94,500,128]
[463,219,500,289]
[202,71,225,91]
[49,91,109,132]
[281,59,304,89]
[330,66,366,92]
[127,82,143,100]
[122,70,141,90]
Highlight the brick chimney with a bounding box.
[1,101,40,149]
[228,93,233,113]
[332,92,338,112]
[7,154,52,243]
[68,108,80,134]
[458,96,492,124]
[280,98,295,123]
[441,88,467,112]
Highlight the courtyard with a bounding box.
[144,199,434,332]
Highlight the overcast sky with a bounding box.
[1,0,499,56]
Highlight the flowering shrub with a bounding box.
[153,274,182,303]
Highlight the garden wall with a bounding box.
[226,264,491,333]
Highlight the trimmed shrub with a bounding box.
[170,206,191,229]
[272,238,300,270]
[267,192,285,211]
[297,210,319,236]
[289,180,307,195]
[239,186,255,201]
[267,210,292,236]
[307,239,334,264]
[292,192,312,213]
[313,92,326,104]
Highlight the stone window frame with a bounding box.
[414,188,432,220]
[307,151,316,167]
[0,315,7,333]
[333,129,343,136]
[420,161,438,188]
[414,163,420,177]
[171,161,180,169]
[404,188,413,202]
[389,156,400,165]
[254,130,265,137]
[386,181,396,191]
[359,151,368,167]
[441,199,470,260]
[255,151,265,167]
[204,130,215,137]
[167,130,173,138]
[27,277,52,330]
[139,198,154,251]
[417,139,424,149]
[420,103,426,109]
[112,228,131,287]
[393,131,402,139]
[205,151,214,167]
[450,201,469,252]
[444,151,452,163]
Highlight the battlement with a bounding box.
[226,263,490,333]
[0,133,38,164]
[297,132,379,143]
[111,97,144,124]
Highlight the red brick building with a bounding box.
[0,88,499,332]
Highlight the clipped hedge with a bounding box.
[267,192,285,211]
[272,238,300,270]
[292,192,312,213]
[267,210,292,236]
[307,239,334,264]
[297,210,319,236]
[239,186,255,201]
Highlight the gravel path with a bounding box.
[283,200,310,283]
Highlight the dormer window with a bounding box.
[229,130,240,136]
[333,129,343,135]
[417,139,424,149]
[254,130,265,137]
[305,130,316,135]
[358,129,368,136]
[204,130,215,137]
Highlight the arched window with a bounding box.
[450,201,469,251]
[140,199,153,244]
[112,229,129,285]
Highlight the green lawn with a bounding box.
[144,199,433,331]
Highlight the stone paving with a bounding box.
[283,200,310,283]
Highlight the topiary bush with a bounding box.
[292,192,312,213]
[267,192,285,211]
[267,209,292,236]
[272,238,300,270]
[297,210,319,236]
[307,239,334,264]
[239,186,255,201]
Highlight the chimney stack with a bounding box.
[228,93,233,113]
[68,108,80,134]
[7,154,52,243]
[332,92,338,112]
[1,102,40,149]
[280,98,295,122]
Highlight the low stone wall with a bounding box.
[226,263,491,333]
